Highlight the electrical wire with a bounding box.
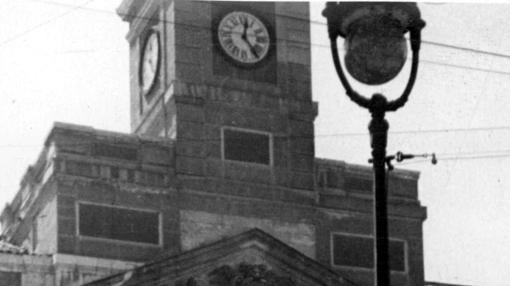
[24,0,510,61]
[0,0,95,48]
[1,124,510,149]
[4,142,510,167]
[422,40,510,60]
[3,0,509,78]
[399,152,510,165]
[442,153,510,161]
[438,149,510,157]
[317,125,510,138]
[420,58,510,76]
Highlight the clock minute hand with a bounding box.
[246,40,259,59]
[242,21,259,59]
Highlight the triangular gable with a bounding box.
[85,228,350,286]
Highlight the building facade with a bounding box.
[0,1,427,286]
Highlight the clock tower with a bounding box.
[118,0,316,189]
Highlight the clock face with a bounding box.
[140,30,160,95]
[217,11,271,65]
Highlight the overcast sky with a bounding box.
[1,1,510,286]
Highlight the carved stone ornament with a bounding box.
[209,263,294,286]
[177,263,294,286]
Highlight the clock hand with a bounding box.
[246,39,259,59]
[241,21,259,59]
[242,20,249,41]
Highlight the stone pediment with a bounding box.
[85,228,348,286]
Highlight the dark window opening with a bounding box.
[110,167,119,179]
[78,203,159,245]
[127,170,135,183]
[332,234,406,272]
[0,271,21,286]
[140,171,165,187]
[223,129,271,165]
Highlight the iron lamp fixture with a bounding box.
[323,2,425,86]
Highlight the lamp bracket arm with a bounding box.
[329,36,371,109]
[347,90,371,109]
[409,25,424,52]
[386,29,422,112]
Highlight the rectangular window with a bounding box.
[127,170,135,182]
[140,171,165,187]
[331,233,406,272]
[222,128,271,165]
[0,271,21,286]
[110,166,119,179]
[78,203,160,245]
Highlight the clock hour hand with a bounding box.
[241,20,259,59]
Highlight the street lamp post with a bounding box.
[322,3,425,286]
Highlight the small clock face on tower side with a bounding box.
[140,30,160,95]
[217,11,271,65]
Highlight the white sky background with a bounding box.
[1,1,510,285]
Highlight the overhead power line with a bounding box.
[438,149,510,157]
[399,148,510,165]
[446,154,510,160]
[1,124,510,149]
[26,0,510,62]
[422,40,510,60]
[420,58,510,76]
[2,123,510,149]
[317,125,510,138]
[13,0,510,78]
[0,0,94,48]
[401,152,510,165]
[19,0,510,77]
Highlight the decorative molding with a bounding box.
[177,263,294,286]
[201,263,294,286]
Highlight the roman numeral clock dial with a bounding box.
[217,11,271,65]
